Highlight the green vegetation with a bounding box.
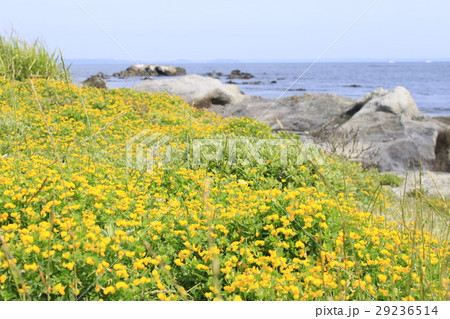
[0,33,68,82]
[379,173,403,187]
[0,79,448,301]
[0,36,447,301]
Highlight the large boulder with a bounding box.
[211,93,355,133]
[113,64,186,77]
[339,87,449,171]
[210,85,449,172]
[133,74,245,107]
[132,76,449,173]
[344,87,423,119]
[82,72,107,89]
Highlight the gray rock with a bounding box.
[242,81,262,85]
[132,76,448,173]
[434,129,450,172]
[205,71,223,77]
[340,87,449,171]
[227,70,254,80]
[82,72,107,89]
[288,88,306,92]
[113,64,186,77]
[212,85,449,172]
[346,87,424,120]
[133,74,245,108]
[213,93,355,133]
[175,67,187,75]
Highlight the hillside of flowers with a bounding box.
[0,79,448,300]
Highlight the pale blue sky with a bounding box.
[1,0,449,62]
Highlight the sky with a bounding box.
[1,0,450,62]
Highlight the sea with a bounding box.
[70,62,450,117]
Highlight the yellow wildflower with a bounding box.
[24,263,38,271]
[103,286,116,295]
[378,274,387,283]
[53,283,66,295]
[116,282,129,290]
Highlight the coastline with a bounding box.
[71,62,450,117]
[78,65,450,196]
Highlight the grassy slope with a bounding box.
[0,79,448,301]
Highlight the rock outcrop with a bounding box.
[131,74,449,172]
[227,70,254,80]
[113,64,186,78]
[133,74,245,108]
[213,86,449,172]
[205,71,223,77]
[82,72,107,89]
[339,87,448,171]
[212,93,355,133]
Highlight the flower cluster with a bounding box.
[0,79,448,301]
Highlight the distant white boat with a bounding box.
[388,60,395,64]
[425,60,432,63]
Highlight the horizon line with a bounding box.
[66,58,450,64]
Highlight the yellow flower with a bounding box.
[402,295,415,301]
[103,286,116,295]
[233,295,243,301]
[0,274,7,283]
[204,292,213,299]
[295,240,305,248]
[94,202,103,209]
[19,285,31,294]
[53,244,64,251]
[174,258,184,266]
[62,252,71,259]
[86,257,94,265]
[4,203,16,209]
[21,235,34,245]
[53,283,66,295]
[24,263,38,271]
[158,292,168,300]
[196,264,210,271]
[25,245,41,254]
[116,282,129,290]
[62,262,74,271]
[378,274,387,283]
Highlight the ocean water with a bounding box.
[70,62,450,117]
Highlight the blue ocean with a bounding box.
[70,62,450,117]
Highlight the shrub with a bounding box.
[0,33,69,81]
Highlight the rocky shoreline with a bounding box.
[112,64,187,78]
[82,65,450,179]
